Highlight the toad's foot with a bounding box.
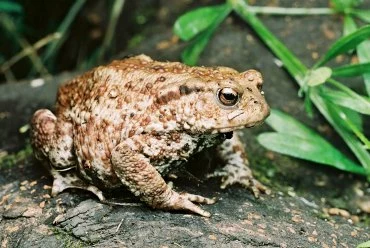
[209,164,270,197]
[51,169,106,202]
[213,132,270,198]
[111,141,215,217]
[157,191,216,217]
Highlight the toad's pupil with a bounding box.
[223,92,236,100]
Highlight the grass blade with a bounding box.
[181,4,231,65]
[320,86,370,115]
[43,0,86,65]
[258,133,366,175]
[343,15,370,95]
[96,0,125,63]
[312,89,370,173]
[357,240,370,248]
[332,62,370,77]
[314,25,370,68]
[265,109,322,139]
[263,109,366,174]
[0,1,22,14]
[353,10,370,23]
[174,4,229,41]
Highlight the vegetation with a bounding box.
[174,0,370,178]
[0,0,127,82]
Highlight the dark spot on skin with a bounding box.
[183,143,190,152]
[130,113,135,117]
[247,87,253,92]
[179,85,191,95]
[179,85,203,95]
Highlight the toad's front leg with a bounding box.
[111,141,215,217]
[212,132,270,197]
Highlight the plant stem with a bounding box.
[1,33,61,74]
[0,13,50,77]
[96,0,125,63]
[43,0,86,64]
[247,6,335,16]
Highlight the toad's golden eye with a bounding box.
[217,88,239,106]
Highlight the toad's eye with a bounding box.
[217,87,239,106]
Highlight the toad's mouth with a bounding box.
[213,119,265,133]
[220,131,233,139]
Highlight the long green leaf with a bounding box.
[343,15,370,96]
[332,62,370,77]
[174,4,229,41]
[265,109,321,139]
[331,0,362,11]
[258,133,366,175]
[263,109,366,174]
[353,10,370,23]
[0,1,22,14]
[357,40,370,96]
[181,4,231,65]
[357,240,370,248]
[315,25,370,68]
[320,86,370,115]
[312,89,370,173]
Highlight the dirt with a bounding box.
[1,0,370,247]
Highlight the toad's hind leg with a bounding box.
[111,141,215,217]
[50,168,106,202]
[31,109,75,170]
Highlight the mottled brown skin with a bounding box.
[31,54,270,217]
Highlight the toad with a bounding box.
[31,54,270,217]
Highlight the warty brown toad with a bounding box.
[31,54,270,217]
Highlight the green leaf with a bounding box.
[258,133,366,175]
[0,1,22,14]
[311,91,370,172]
[307,67,332,86]
[181,4,231,65]
[358,40,370,95]
[331,0,362,11]
[325,78,370,115]
[357,240,370,248]
[343,15,357,36]
[174,4,229,41]
[265,109,319,139]
[259,110,365,175]
[332,62,370,77]
[315,25,370,67]
[353,10,370,23]
[343,15,370,95]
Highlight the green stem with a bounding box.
[228,0,307,83]
[96,0,125,63]
[248,6,335,16]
